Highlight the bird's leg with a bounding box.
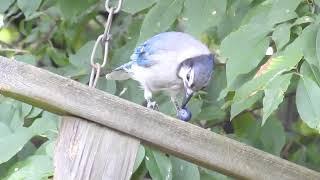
[144,89,159,110]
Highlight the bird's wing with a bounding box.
[106,32,211,80]
[105,61,133,80]
[130,43,161,67]
[131,32,211,66]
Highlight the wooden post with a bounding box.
[54,116,139,180]
[1,58,320,179]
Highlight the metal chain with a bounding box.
[89,0,123,88]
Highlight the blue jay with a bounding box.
[106,32,214,121]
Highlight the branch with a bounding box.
[0,57,319,180]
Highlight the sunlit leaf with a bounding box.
[262,73,292,124]
[221,23,271,86]
[230,37,303,118]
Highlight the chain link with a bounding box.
[105,0,123,14]
[89,0,122,88]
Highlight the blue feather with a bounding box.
[130,42,155,67]
[113,61,134,71]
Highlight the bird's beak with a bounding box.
[181,89,193,108]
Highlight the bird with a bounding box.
[106,32,214,121]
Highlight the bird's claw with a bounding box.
[147,101,159,110]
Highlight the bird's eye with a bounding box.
[186,74,190,81]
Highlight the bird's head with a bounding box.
[178,54,214,108]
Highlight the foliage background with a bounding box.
[0,0,320,179]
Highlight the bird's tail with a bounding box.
[105,69,130,80]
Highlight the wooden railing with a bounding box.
[0,57,319,179]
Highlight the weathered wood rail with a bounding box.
[0,57,320,179]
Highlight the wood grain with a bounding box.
[54,116,139,180]
[1,57,320,179]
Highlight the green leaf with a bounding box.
[300,61,320,86]
[295,120,320,136]
[96,78,117,95]
[17,0,42,18]
[111,38,138,68]
[205,66,227,107]
[138,0,185,43]
[70,41,101,73]
[267,0,301,25]
[182,0,227,37]
[188,98,202,121]
[29,115,58,136]
[216,0,252,40]
[35,141,54,157]
[0,128,34,164]
[5,155,53,180]
[122,0,157,14]
[296,76,320,131]
[197,105,226,122]
[262,73,292,124]
[158,96,176,116]
[21,103,32,117]
[0,14,3,29]
[47,47,69,67]
[292,16,314,26]
[260,117,286,155]
[0,122,11,137]
[232,112,260,145]
[133,145,145,173]
[298,23,320,67]
[15,54,37,66]
[233,113,286,155]
[1,108,57,169]
[241,1,273,25]
[316,24,320,68]
[118,80,144,104]
[199,168,230,180]
[230,37,303,118]
[0,101,15,126]
[221,23,271,86]
[58,0,98,20]
[170,156,200,180]
[0,0,15,13]
[145,148,172,180]
[231,91,263,119]
[272,23,291,50]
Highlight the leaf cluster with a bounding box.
[0,0,319,179]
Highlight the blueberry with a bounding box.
[177,107,192,122]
